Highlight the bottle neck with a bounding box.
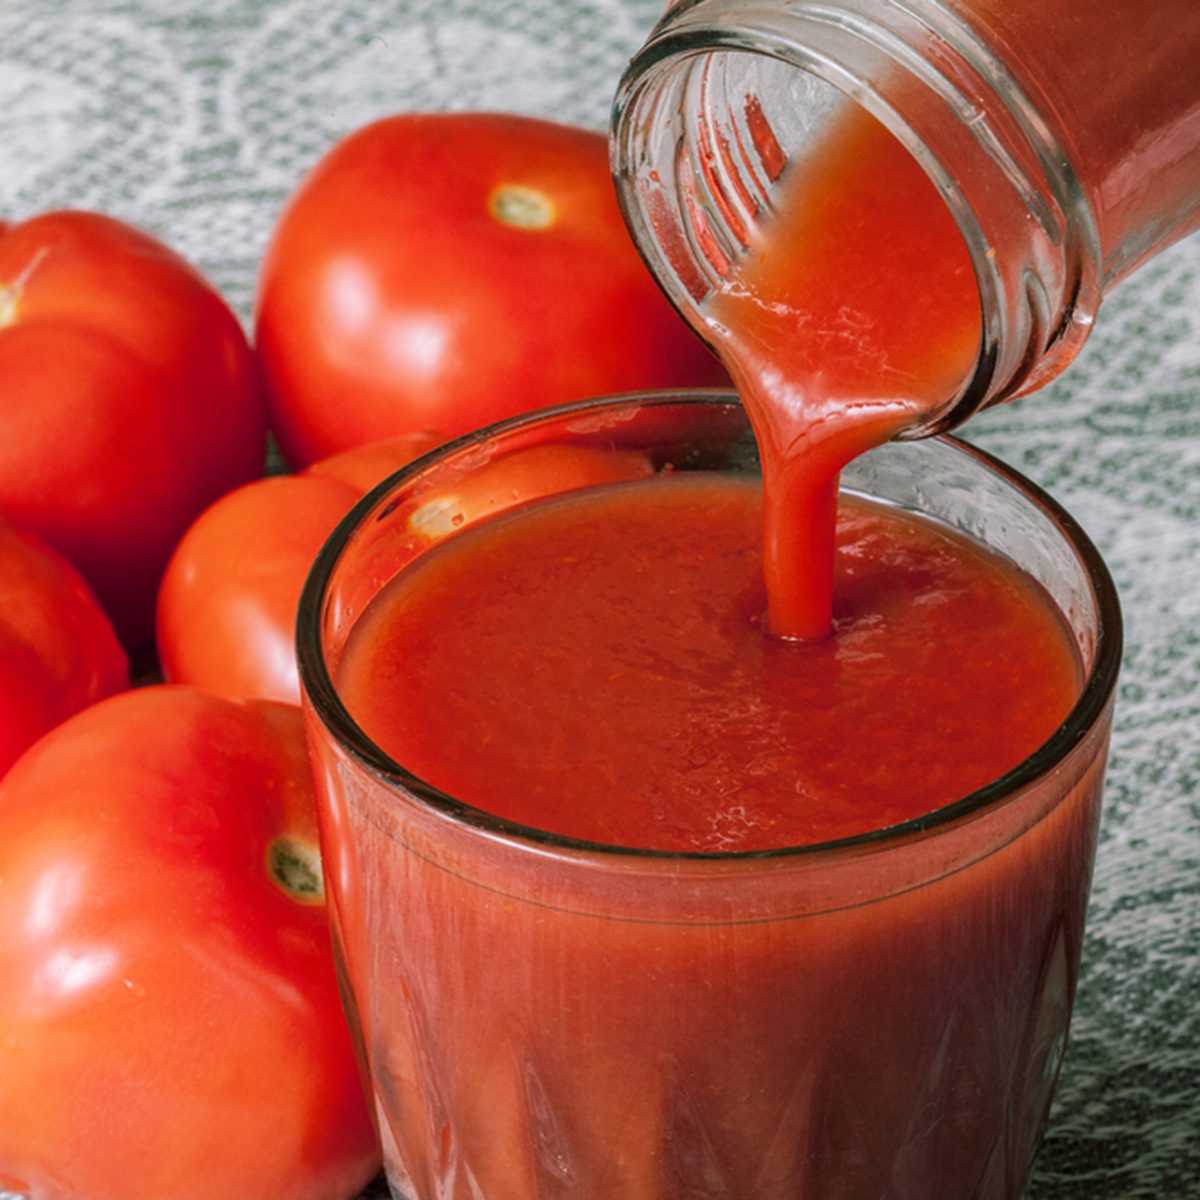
[612,0,1109,431]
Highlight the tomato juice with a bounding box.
[339,477,1078,853]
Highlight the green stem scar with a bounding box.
[489,184,556,230]
[268,837,325,904]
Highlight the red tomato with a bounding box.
[0,211,267,648]
[255,112,728,467]
[157,473,361,705]
[0,687,380,1200]
[157,435,444,705]
[0,521,127,777]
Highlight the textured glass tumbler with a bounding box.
[298,394,1121,1200]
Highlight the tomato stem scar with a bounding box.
[488,185,556,230]
[267,836,325,903]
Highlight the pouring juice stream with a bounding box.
[705,105,981,639]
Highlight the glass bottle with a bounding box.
[611,0,1200,434]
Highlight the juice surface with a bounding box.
[338,474,1079,853]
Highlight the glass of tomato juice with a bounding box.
[297,393,1121,1200]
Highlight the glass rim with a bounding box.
[297,390,1123,864]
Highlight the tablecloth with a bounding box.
[0,1,1196,1197]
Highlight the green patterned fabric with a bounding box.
[1,2,1196,1197]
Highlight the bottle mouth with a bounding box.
[610,1,1102,432]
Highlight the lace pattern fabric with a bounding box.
[0,2,1196,1196]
